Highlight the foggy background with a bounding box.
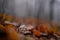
[0,0,60,22]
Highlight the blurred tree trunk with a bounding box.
[50,0,54,21]
[0,0,3,13]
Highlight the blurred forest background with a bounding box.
[0,0,60,23]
